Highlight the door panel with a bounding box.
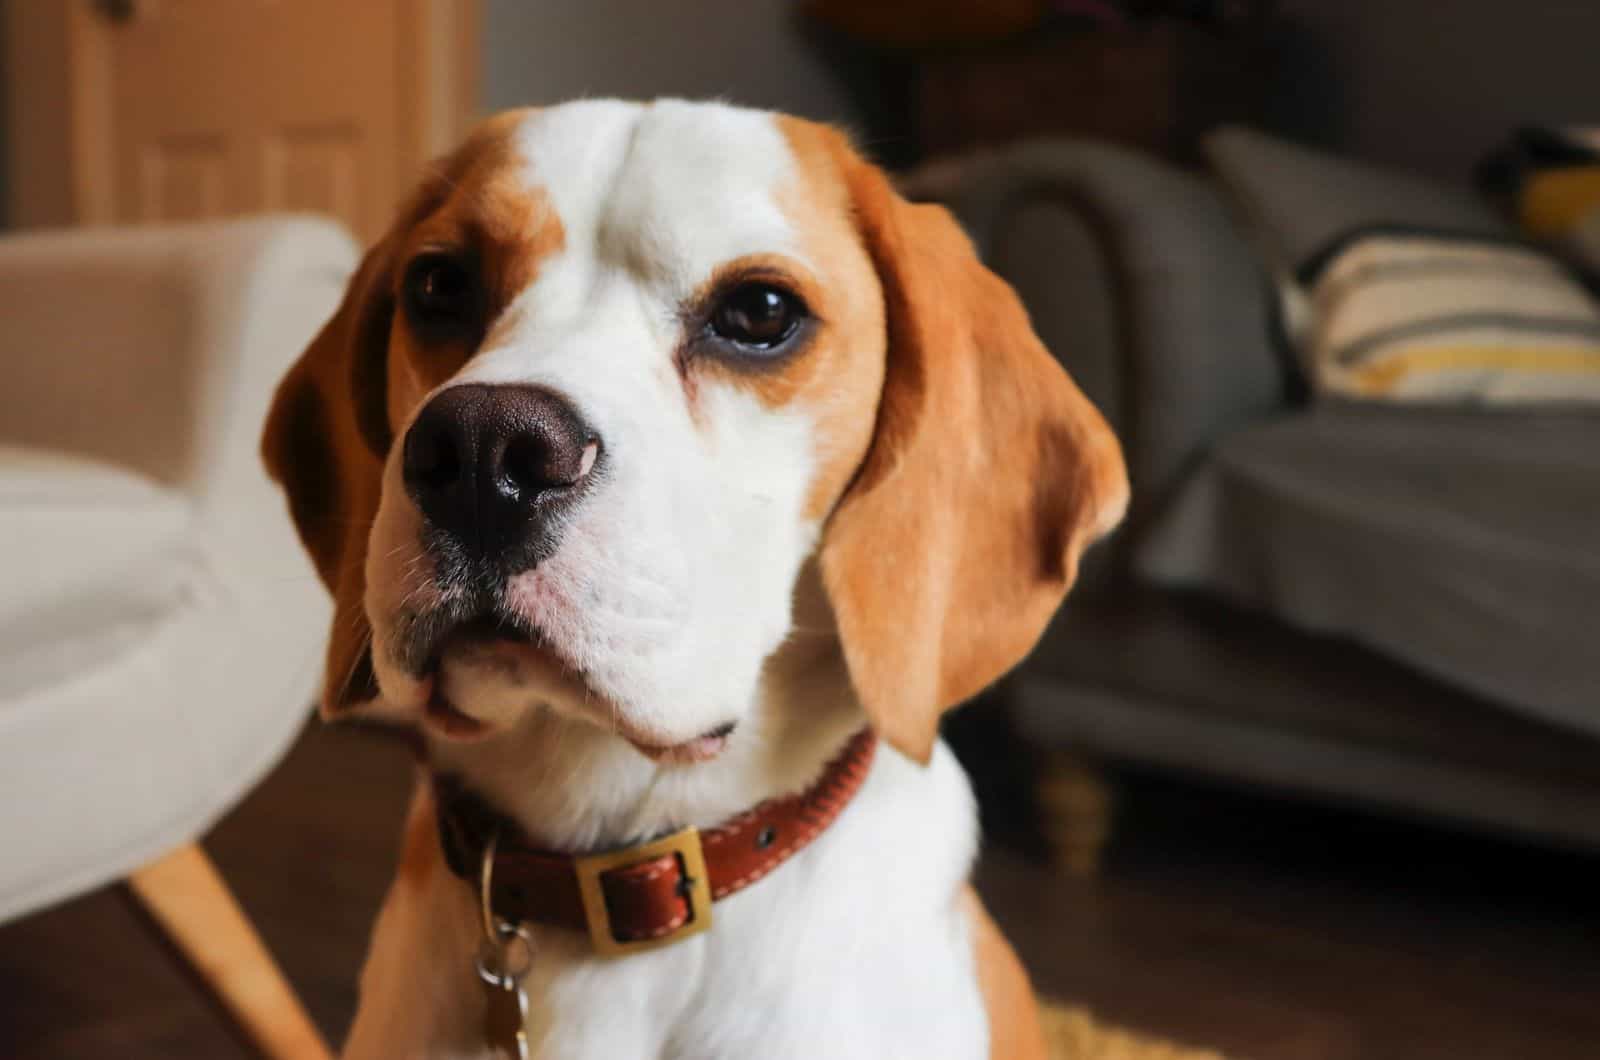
[104,0,402,240]
[262,122,363,223]
[138,133,228,222]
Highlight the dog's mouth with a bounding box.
[424,684,493,739]
[440,612,544,653]
[413,612,735,761]
[626,720,738,765]
[419,612,577,738]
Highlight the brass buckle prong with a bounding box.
[573,826,712,957]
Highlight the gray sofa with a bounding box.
[912,141,1600,849]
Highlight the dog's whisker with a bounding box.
[333,626,376,701]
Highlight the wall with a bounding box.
[479,2,1597,181]
[1271,1,1600,181]
[481,0,852,123]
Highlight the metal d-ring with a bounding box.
[476,829,535,988]
[479,829,504,944]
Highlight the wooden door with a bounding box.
[4,0,479,242]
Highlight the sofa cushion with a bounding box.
[0,446,202,700]
[0,443,327,922]
[1204,127,1518,375]
[1203,126,1513,280]
[1135,406,1600,736]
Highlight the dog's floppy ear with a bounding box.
[261,237,398,719]
[819,140,1129,763]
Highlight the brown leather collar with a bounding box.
[435,729,877,956]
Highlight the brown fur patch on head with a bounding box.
[680,117,888,525]
[795,122,1129,762]
[261,109,569,719]
[669,253,831,429]
[387,110,568,431]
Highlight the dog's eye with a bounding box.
[403,253,477,329]
[708,284,803,350]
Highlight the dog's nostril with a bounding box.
[405,423,461,490]
[500,435,548,498]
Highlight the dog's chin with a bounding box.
[423,635,734,764]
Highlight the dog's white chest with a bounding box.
[340,744,989,1060]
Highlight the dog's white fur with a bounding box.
[343,101,988,1059]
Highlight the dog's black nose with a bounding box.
[403,384,598,567]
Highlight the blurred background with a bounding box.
[2,2,1598,1058]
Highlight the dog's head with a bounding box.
[263,101,1126,765]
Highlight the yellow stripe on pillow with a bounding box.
[1345,345,1600,398]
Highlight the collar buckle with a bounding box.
[573,826,712,957]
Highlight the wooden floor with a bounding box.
[2,718,1598,1059]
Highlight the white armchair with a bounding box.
[0,216,357,1058]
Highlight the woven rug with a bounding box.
[1042,1002,1229,1060]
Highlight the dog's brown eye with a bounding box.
[403,253,477,330]
[709,284,803,350]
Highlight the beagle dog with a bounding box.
[262,100,1126,1059]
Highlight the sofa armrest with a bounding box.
[907,140,1286,517]
[0,216,358,574]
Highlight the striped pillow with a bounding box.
[1305,232,1600,402]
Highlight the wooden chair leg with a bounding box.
[127,843,332,1060]
[1035,748,1115,878]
